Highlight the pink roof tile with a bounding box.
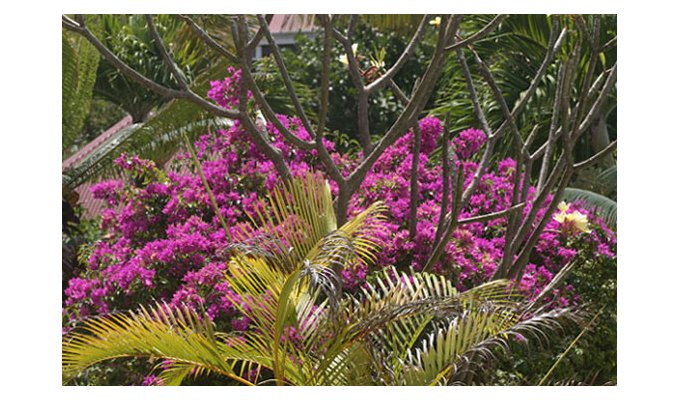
[62,115,133,172]
[268,14,316,34]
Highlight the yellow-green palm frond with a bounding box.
[401,304,519,385]
[62,303,254,385]
[232,172,337,270]
[337,268,524,384]
[400,305,582,385]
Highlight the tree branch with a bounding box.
[574,140,617,170]
[346,15,460,193]
[444,14,508,52]
[458,202,526,225]
[256,15,318,141]
[176,14,239,64]
[365,14,431,95]
[434,116,453,246]
[456,48,492,136]
[146,15,189,90]
[408,122,422,240]
[576,63,617,139]
[235,16,292,181]
[63,15,240,120]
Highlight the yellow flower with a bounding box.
[429,16,441,27]
[569,211,592,234]
[553,202,591,234]
[338,43,359,65]
[557,201,569,212]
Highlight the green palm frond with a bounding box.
[562,187,617,228]
[63,18,101,157]
[597,165,616,192]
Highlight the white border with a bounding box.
[4,1,680,399]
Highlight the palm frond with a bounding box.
[62,303,252,385]
[63,19,101,157]
[597,165,616,192]
[401,304,581,385]
[235,172,338,269]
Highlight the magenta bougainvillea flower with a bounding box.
[63,68,616,335]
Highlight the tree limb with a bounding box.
[62,15,240,120]
[365,14,431,95]
[444,14,508,52]
[574,140,617,170]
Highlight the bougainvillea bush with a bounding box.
[63,69,616,383]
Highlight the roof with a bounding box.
[62,115,133,172]
[63,115,133,220]
[268,14,316,34]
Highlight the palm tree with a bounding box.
[62,173,582,385]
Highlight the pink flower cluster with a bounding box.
[63,69,616,333]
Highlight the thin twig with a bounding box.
[538,307,604,386]
[365,15,431,95]
[457,202,526,225]
[444,14,508,52]
[146,15,188,90]
[176,14,239,64]
[574,140,617,170]
[434,115,453,245]
[182,133,233,242]
[456,48,491,135]
[537,61,567,191]
[576,63,617,138]
[423,162,464,272]
[408,123,422,240]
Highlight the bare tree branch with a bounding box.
[176,14,239,64]
[601,35,616,53]
[444,14,508,52]
[537,61,567,191]
[317,14,333,140]
[408,123,422,240]
[365,15,431,95]
[146,15,189,90]
[574,140,617,170]
[347,15,460,193]
[424,162,464,272]
[457,202,526,225]
[434,116,453,246]
[256,15,317,141]
[235,16,292,181]
[333,21,372,153]
[62,15,240,120]
[576,63,617,138]
[456,48,492,136]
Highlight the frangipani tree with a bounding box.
[62,14,616,284]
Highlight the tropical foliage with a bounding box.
[63,174,582,386]
[61,14,617,386]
